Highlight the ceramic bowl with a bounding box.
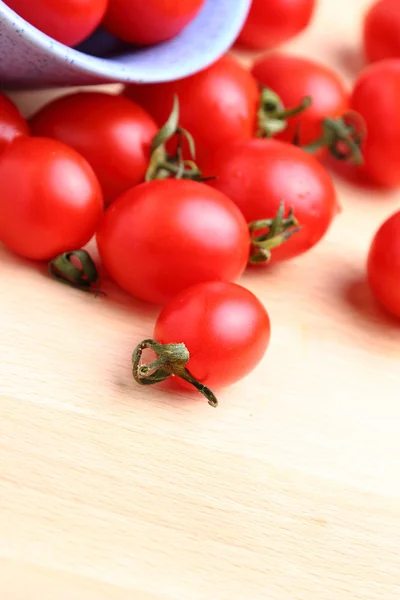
[0,0,251,88]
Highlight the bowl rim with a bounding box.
[0,0,252,82]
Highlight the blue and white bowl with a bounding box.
[0,0,251,87]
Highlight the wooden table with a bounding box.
[1,1,400,598]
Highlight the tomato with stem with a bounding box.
[4,0,108,47]
[0,137,103,261]
[30,92,158,206]
[252,53,349,149]
[204,138,338,263]
[103,0,205,46]
[132,281,271,406]
[367,210,400,318]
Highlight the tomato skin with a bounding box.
[0,137,103,261]
[0,94,29,155]
[364,0,400,63]
[103,0,205,45]
[4,0,108,47]
[236,0,316,50]
[350,60,400,187]
[205,139,337,263]
[30,92,158,206]
[367,211,400,318]
[155,282,271,389]
[124,55,259,165]
[96,179,250,305]
[252,54,348,147]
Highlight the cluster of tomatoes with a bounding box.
[1,0,400,407]
[3,0,206,48]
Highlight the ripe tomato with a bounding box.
[364,0,400,63]
[30,92,158,206]
[0,93,29,155]
[236,0,316,50]
[350,60,400,187]
[132,281,271,406]
[4,0,107,47]
[97,179,249,305]
[252,54,348,147]
[155,281,271,389]
[125,55,259,165]
[367,210,400,318]
[103,0,205,46]
[205,138,338,263]
[0,137,103,261]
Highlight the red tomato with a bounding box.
[30,92,158,206]
[154,281,271,389]
[205,138,338,263]
[367,210,400,318]
[364,0,400,63]
[236,0,316,50]
[0,93,29,155]
[252,54,348,147]
[4,0,107,47]
[125,55,259,165]
[97,179,249,305]
[350,60,400,187]
[0,137,103,261]
[103,0,205,45]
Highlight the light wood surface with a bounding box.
[2,1,400,598]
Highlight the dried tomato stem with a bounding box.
[257,87,312,138]
[156,160,204,181]
[49,250,104,295]
[249,201,301,263]
[132,339,218,407]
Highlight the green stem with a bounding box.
[257,87,312,138]
[48,250,104,295]
[132,339,218,407]
[249,202,301,264]
[300,112,366,164]
[145,95,209,182]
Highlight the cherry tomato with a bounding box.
[252,53,348,147]
[367,210,400,318]
[236,0,316,50]
[350,60,400,187]
[205,138,338,263]
[97,179,249,305]
[103,0,205,46]
[364,0,400,63]
[154,281,271,389]
[0,93,29,155]
[125,55,259,165]
[0,137,103,261]
[4,0,108,47]
[30,92,158,206]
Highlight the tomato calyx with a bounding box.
[145,96,211,183]
[249,201,301,263]
[132,338,219,407]
[299,111,366,164]
[49,250,105,295]
[257,87,312,138]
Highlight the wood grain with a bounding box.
[2,1,400,598]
